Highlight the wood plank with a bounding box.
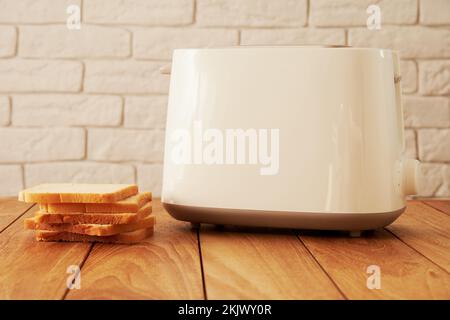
[386,201,450,273]
[65,200,204,299]
[298,228,450,299]
[200,225,344,299]
[424,200,450,215]
[0,197,34,232]
[0,204,91,299]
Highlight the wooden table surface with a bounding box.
[0,198,449,300]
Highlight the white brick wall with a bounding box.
[404,130,417,159]
[84,61,169,94]
[0,0,81,23]
[310,0,418,26]
[0,0,448,198]
[419,61,450,95]
[0,96,10,125]
[197,0,308,27]
[137,164,164,197]
[403,96,449,128]
[240,28,345,46]
[84,0,194,25]
[133,28,239,60]
[19,26,131,58]
[0,165,23,196]
[0,128,85,162]
[124,96,167,129]
[400,60,417,93]
[419,163,445,197]
[0,26,16,57]
[420,0,450,25]
[12,95,123,126]
[348,27,450,58]
[25,162,135,187]
[418,129,450,162]
[0,60,82,92]
[87,128,165,162]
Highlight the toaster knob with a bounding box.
[403,159,421,195]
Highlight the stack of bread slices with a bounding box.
[19,184,154,244]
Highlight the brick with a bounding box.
[133,28,238,60]
[400,60,417,93]
[25,162,135,187]
[418,129,450,162]
[0,165,23,196]
[435,165,450,197]
[19,26,130,58]
[84,0,193,25]
[12,95,122,126]
[0,96,10,125]
[88,129,165,161]
[310,0,418,26]
[403,96,449,128]
[124,96,167,129]
[419,61,450,95]
[0,26,15,57]
[348,27,450,58]
[197,0,307,27]
[137,164,163,197]
[403,129,417,159]
[240,28,345,46]
[0,0,80,23]
[0,128,84,162]
[84,61,169,94]
[0,60,82,92]
[418,163,445,197]
[420,0,450,25]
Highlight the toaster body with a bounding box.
[162,47,419,231]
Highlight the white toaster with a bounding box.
[161,46,420,232]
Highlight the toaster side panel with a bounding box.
[162,48,406,214]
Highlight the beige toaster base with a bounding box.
[163,202,405,232]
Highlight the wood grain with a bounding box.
[0,197,33,232]
[387,201,450,273]
[424,200,450,215]
[0,205,91,299]
[1,198,449,300]
[200,225,344,299]
[298,228,450,299]
[65,200,204,299]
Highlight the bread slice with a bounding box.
[19,183,138,203]
[25,214,155,236]
[39,192,152,213]
[34,202,152,225]
[35,227,154,244]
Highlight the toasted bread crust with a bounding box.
[25,214,155,236]
[39,192,152,213]
[34,202,152,225]
[19,184,138,203]
[35,227,154,244]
